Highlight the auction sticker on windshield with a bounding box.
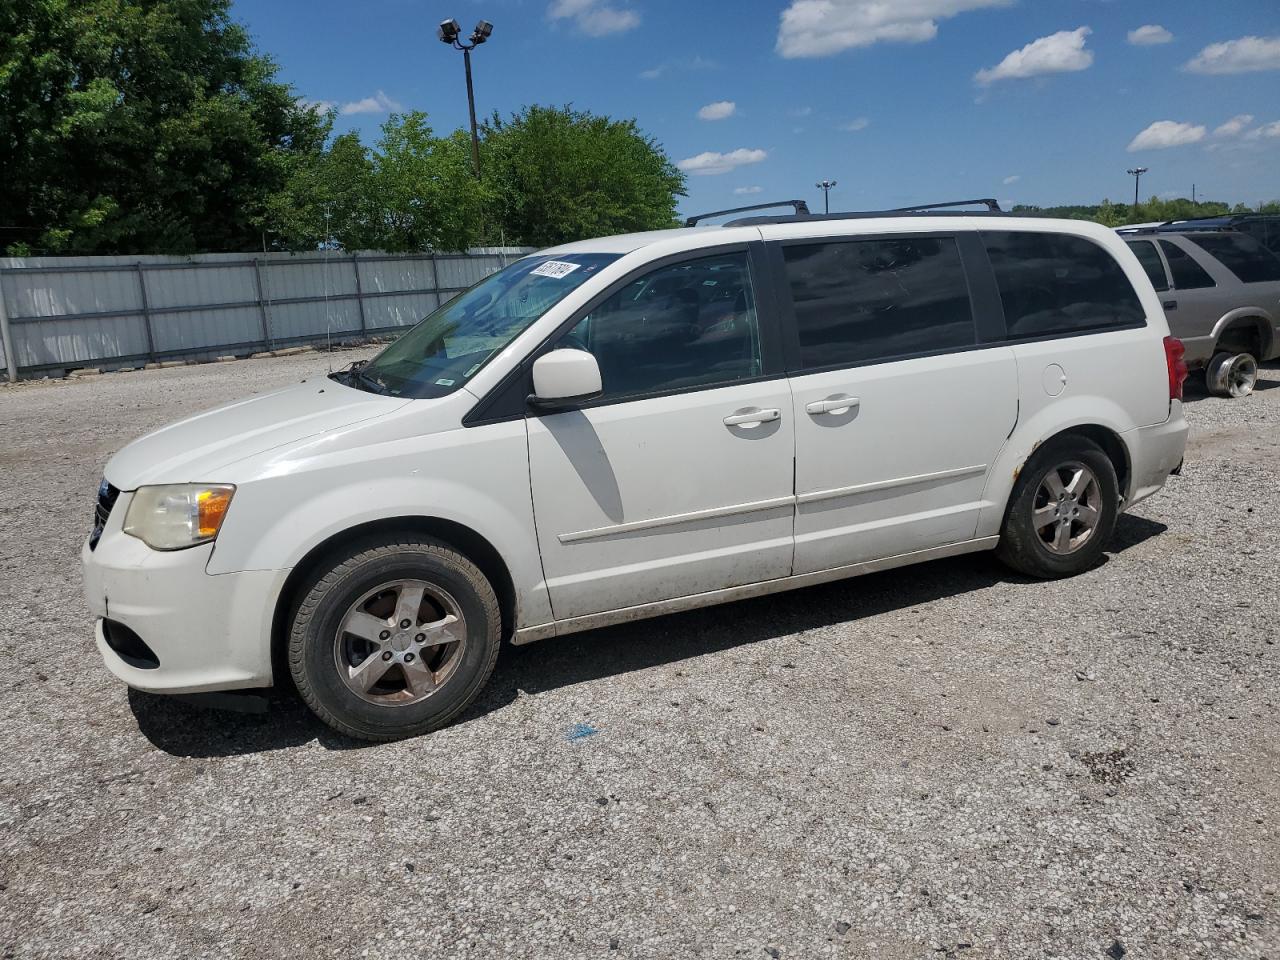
[531,260,582,279]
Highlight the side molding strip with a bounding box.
[796,464,987,506]
[558,495,795,544]
[512,536,999,644]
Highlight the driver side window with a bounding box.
[559,252,762,402]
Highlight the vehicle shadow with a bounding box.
[129,513,1167,758]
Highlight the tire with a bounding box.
[996,436,1119,580]
[1206,350,1257,398]
[288,536,501,741]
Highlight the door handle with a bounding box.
[1162,299,1178,311]
[806,396,860,416]
[723,408,780,427]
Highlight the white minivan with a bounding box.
[83,204,1189,740]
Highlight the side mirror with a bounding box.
[529,348,602,409]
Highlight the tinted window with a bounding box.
[1185,233,1280,284]
[1235,218,1280,257]
[983,231,1145,338]
[1126,240,1169,292]
[561,252,761,401]
[1159,240,1216,290]
[782,236,975,369]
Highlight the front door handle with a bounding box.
[806,396,860,416]
[1162,299,1178,311]
[723,408,780,427]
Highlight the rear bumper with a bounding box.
[1123,402,1189,510]
[82,495,284,694]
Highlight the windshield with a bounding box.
[342,252,620,398]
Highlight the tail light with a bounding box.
[1164,336,1188,401]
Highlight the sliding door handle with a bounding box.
[723,408,780,427]
[806,396,860,416]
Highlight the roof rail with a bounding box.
[684,199,811,227]
[891,198,1002,213]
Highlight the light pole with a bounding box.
[815,179,837,214]
[438,18,493,179]
[1126,167,1148,214]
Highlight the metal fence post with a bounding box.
[252,258,274,350]
[351,254,367,332]
[0,271,17,382]
[428,253,440,308]
[134,263,157,362]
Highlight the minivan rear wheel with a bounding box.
[1206,350,1257,398]
[997,436,1119,579]
[288,536,501,741]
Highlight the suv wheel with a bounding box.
[997,436,1119,579]
[288,537,501,741]
[1206,350,1257,398]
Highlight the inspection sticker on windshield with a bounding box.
[531,260,581,279]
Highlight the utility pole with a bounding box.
[1191,183,1196,205]
[439,18,493,179]
[815,179,837,214]
[1126,167,1148,215]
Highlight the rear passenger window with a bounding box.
[1126,240,1169,292]
[1158,240,1215,290]
[983,232,1146,338]
[1184,233,1280,283]
[782,236,975,369]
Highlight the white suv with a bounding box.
[83,204,1189,740]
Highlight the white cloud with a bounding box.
[638,56,716,80]
[297,97,336,114]
[1214,114,1254,138]
[1185,36,1280,74]
[1002,174,1020,185]
[734,186,764,195]
[1127,120,1207,152]
[1128,24,1173,46]
[1245,121,1280,140]
[975,27,1094,85]
[791,106,814,118]
[697,101,737,121]
[839,117,870,131]
[677,148,768,176]
[776,0,1012,59]
[339,90,403,115]
[548,0,639,37]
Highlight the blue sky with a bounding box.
[236,0,1280,218]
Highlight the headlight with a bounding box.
[123,484,236,551]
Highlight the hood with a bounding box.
[104,378,410,489]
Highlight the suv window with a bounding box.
[1126,240,1169,292]
[983,231,1146,338]
[561,252,762,401]
[1158,240,1216,290]
[781,236,975,369]
[1185,232,1280,284]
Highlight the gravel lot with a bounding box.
[1,352,1277,960]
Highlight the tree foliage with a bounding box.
[480,105,687,247]
[0,0,328,255]
[1011,197,1280,228]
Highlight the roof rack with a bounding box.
[723,197,1005,227]
[684,200,811,227]
[891,198,1002,213]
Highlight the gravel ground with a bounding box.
[0,352,1277,960]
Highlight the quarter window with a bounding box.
[1126,240,1170,292]
[560,252,762,401]
[782,236,976,369]
[983,231,1145,338]
[1184,233,1280,284]
[1158,240,1215,290]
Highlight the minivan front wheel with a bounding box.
[997,436,1119,579]
[288,537,501,741]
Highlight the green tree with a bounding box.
[481,104,686,247]
[268,113,488,252]
[0,0,327,254]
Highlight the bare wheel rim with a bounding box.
[1032,460,1102,556]
[1227,354,1257,398]
[334,579,467,706]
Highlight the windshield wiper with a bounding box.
[353,368,391,395]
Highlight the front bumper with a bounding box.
[1123,401,1189,510]
[82,492,285,694]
